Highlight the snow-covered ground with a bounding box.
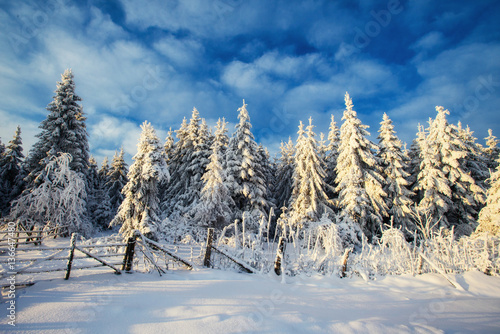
[2,260,500,333]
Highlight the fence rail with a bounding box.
[0,221,69,248]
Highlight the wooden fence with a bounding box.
[0,231,207,286]
[0,234,131,283]
[0,221,68,249]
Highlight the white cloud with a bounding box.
[154,36,204,68]
[90,115,141,157]
[388,42,500,144]
[411,31,445,52]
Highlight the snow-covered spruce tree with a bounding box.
[457,122,489,189]
[289,119,333,228]
[225,100,269,225]
[415,107,485,235]
[325,115,340,202]
[407,124,426,201]
[335,92,387,239]
[213,118,229,154]
[92,159,114,230]
[108,148,128,216]
[377,113,414,233]
[87,157,113,230]
[274,138,295,211]
[161,117,190,215]
[111,122,169,240]
[184,117,212,211]
[10,153,91,236]
[484,129,500,171]
[190,140,234,230]
[24,69,89,186]
[476,155,500,236]
[162,108,211,216]
[318,132,327,162]
[99,157,111,185]
[0,138,5,156]
[87,156,100,225]
[256,145,276,210]
[413,117,451,231]
[0,126,25,215]
[164,127,175,164]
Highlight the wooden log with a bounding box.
[418,252,464,290]
[142,236,194,270]
[20,262,124,275]
[64,233,77,280]
[211,245,255,274]
[203,228,214,268]
[75,246,121,275]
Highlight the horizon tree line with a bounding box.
[1,70,499,242]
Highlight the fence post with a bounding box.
[122,236,137,273]
[417,253,424,275]
[340,248,351,278]
[203,228,214,268]
[274,236,286,276]
[64,233,77,280]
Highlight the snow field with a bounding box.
[2,267,500,333]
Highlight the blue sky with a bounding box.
[1,0,499,165]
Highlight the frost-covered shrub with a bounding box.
[11,153,91,237]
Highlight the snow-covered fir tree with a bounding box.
[457,122,489,189]
[213,118,229,154]
[164,127,175,164]
[162,117,190,215]
[0,138,5,156]
[256,144,275,209]
[377,113,414,233]
[225,100,269,225]
[407,124,426,201]
[99,157,111,185]
[0,126,25,215]
[87,156,100,225]
[25,69,89,186]
[476,155,500,236]
[290,119,332,227]
[413,117,451,230]
[190,137,234,230]
[108,148,128,216]
[163,108,212,216]
[274,138,295,211]
[92,159,114,230]
[317,132,327,162]
[185,117,212,210]
[87,157,113,230]
[484,129,500,171]
[325,115,340,201]
[415,107,485,235]
[335,92,387,239]
[111,122,169,240]
[11,153,91,236]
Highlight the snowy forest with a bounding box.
[1,69,500,276]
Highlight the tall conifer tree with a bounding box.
[335,93,387,238]
[290,119,332,227]
[25,69,89,185]
[0,126,25,215]
[377,113,414,232]
[111,122,169,239]
[226,100,269,224]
